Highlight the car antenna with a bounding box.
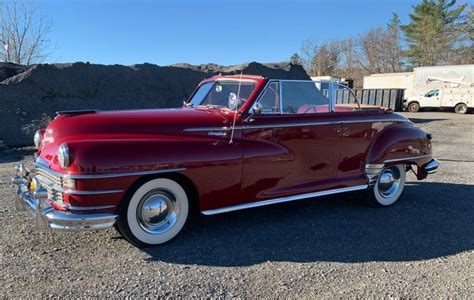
[229,70,243,144]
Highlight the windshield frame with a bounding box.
[186,78,260,111]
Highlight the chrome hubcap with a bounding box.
[137,189,179,234]
[377,167,401,198]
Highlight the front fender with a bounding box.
[63,136,243,211]
[66,136,238,174]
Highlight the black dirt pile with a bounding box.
[0,63,28,82]
[0,61,308,146]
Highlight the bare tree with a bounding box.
[336,37,367,88]
[358,27,404,74]
[300,38,320,76]
[0,0,52,65]
[311,41,341,76]
[300,39,343,77]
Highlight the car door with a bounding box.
[241,80,342,203]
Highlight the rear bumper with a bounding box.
[423,159,439,174]
[366,158,439,183]
[12,164,118,232]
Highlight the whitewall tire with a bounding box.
[116,178,189,247]
[369,164,406,206]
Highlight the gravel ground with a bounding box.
[1,112,473,298]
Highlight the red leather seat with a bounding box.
[297,104,330,114]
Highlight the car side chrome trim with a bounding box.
[183,126,242,132]
[35,158,185,179]
[63,168,186,179]
[384,154,431,163]
[243,121,339,129]
[184,119,408,133]
[243,119,406,130]
[344,119,408,124]
[201,185,368,215]
[63,189,124,195]
[65,204,116,211]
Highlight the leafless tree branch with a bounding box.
[0,0,52,65]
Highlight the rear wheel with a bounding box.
[367,165,406,207]
[454,103,468,114]
[116,178,189,247]
[408,102,420,112]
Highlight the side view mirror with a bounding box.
[252,103,262,115]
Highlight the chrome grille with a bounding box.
[35,167,65,205]
[36,168,62,187]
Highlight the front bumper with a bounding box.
[12,163,118,232]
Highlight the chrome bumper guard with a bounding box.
[12,163,118,232]
[423,159,440,174]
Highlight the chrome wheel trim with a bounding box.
[377,167,401,198]
[136,189,179,235]
[125,178,189,245]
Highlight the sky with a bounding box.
[39,0,448,66]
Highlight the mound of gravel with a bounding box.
[0,61,309,146]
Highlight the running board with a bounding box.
[201,185,368,215]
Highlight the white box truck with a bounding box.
[405,77,473,114]
[364,64,473,114]
[405,70,474,114]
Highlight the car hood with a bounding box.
[39,107,236,163]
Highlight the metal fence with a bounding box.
[335,89,405,111]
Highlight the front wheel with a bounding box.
[116,178,189,247]
[367,164,406,207]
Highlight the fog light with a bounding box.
[29,177,41,193]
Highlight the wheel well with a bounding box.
[408,101,419,106]
[118,172,200,215]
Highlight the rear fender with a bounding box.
[366,123,432,180]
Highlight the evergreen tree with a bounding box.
[401,0,466,66]
[387,12,403,71]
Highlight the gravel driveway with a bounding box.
[1,112,473,298]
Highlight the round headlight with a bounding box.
[33,130,42,149]
[58,143,70,168]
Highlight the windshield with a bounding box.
[189,80,257,109]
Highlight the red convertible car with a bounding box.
[12,74,439,247]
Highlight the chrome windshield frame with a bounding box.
[187,78,258,109]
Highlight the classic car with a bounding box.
[12,74,439,247]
